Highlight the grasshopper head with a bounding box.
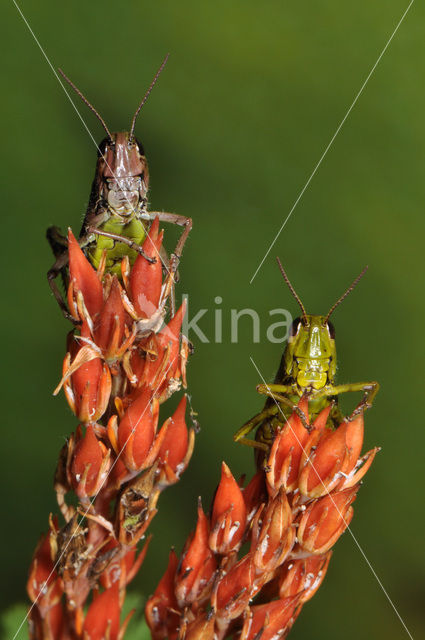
[97,132,149,217]
[58,56,168,218]
[285,315,336,390]
[276,258,368,391]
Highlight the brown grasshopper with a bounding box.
[47,55,192,321]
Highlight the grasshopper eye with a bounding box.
[327,321,335,339]
[289,317,301,337]
[134,137,145,156]
[97,137,109,157]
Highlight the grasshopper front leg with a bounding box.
[233,405,279,450]
[146,211,192,280]
[256,383,310,430]
[320,381,380,417]
[86,226,157,263]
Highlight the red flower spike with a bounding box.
[145,550,180,640]
[266,396,310,494]
[94,277,127,359]
[83,582,121,640]
[240,595,302,640]
[297,486,359,555]
[214,553,260,623]
[209,462,247,554]
[68,229,103,319]
[71,425,111,498]
[129,216,164,318]
[117,386,161,471]
[279,552,332,603]
[158,395,189,474]
[27,532,63,615]
[252,489,295,573]
[298,414,365,498]
[175,502,217,608]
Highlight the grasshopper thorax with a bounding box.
[96,132,149,218]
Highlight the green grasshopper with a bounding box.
[47,56,192,321]
[234,258,379,456]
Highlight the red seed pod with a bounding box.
[278,551,332,603]
[115,386,166,472]
[100,538,150,589]
[209,462,247,554]
[252,489,295,573]
[240,595,302,640]
[27,532,63,616]
[82,582,121,640]
[297,486,358,555]
[145,550,180,640]
[71,424,111,498]
[175,502,217,608]
[60,322,111,424]
[142,301,186,397]
[266,397,310,494]
[129,216,164,318]
[28,601,68,640]
[94,276,132,360]
[184,612,216,640]
[298,414,365,498]
[214,553,260,623]
[68,228,103,319]
[158,395,195,484]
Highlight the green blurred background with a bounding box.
[2,1,424,638]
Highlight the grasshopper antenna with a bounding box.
[324,265,369,324]
[58,68,113,141]
[276,257,308,325]
[130,54,169,140]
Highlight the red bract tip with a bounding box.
[175,502,217,608]
[298,486,358,555]
[240,595,302,640]
[83,582,121,640]
[243,471,267,523]
[145,550,180,640]
[71,425,111,498]
[129,216,164,318]
[68,229,103,318]
[266,397,310,494]
[117,386,161,472]
[158,395,189,475]
[209,462,247,554]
